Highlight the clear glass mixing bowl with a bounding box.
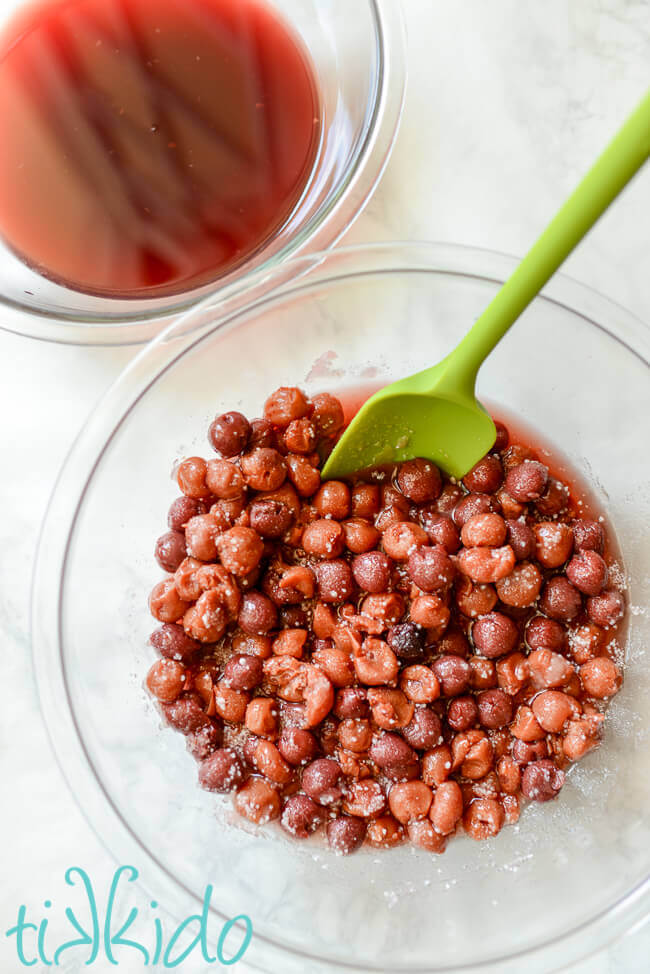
[0,0,405,345]
[32,243,650,972]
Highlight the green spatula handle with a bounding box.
[446,89,650,393]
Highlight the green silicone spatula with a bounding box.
[322,90,650,481]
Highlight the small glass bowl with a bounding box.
[0,0,405,345]
[32,243,650,972]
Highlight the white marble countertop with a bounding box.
[1,1,648,971]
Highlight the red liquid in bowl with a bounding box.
[0,0,320,297]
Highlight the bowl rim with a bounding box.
[0,0,407,346]
[31,241,650,972]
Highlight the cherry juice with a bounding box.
[0,0,320,297]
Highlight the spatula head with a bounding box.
[322,385,497,481]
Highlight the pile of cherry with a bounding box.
[146,386,625,855]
